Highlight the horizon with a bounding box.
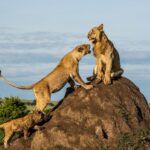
[0,0,150,102]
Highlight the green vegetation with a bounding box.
[24,100,57,113]
[117,129,150,150]
[0,97,29,123]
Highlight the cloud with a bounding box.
[113,38,150,60]
[0,63,57,78]
[123,64,150,79]
[0,31,90,64]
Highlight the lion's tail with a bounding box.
[0,70,34,90]
[111,68,124,78]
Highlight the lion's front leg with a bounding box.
[94,57,104,84]
[24,128,29,140]
[104,55,113,85]
[4,130,13,148]
[71,67,93,90]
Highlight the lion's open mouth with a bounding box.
[88,36,96,43]
[85,50,91,55]
[90,38,96,44]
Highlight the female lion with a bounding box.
[87,24,123,85]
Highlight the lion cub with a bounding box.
[87,24,123,85]
[0,44,93,112]
[0,111,44,148]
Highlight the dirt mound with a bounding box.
[9,77,150,150]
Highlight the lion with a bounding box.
[0,111,44,148]
[0,44,93,111]
[87,24,124,85]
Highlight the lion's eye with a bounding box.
[78,47,84,52]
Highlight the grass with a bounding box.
[117,129,150,150]
[25,101,58,112]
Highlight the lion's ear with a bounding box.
[98,24,103,30]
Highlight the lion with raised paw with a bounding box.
[0,44,93,111]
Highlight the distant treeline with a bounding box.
[0,97,57,107]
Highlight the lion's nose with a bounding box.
[88,50,91,54]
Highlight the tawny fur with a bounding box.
[87,24,123,85]
[0,111,44,148]
[0,44,93,111]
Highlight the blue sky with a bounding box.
[0,0,150,102]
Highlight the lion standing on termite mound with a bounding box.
[0,44,93,111]
[87,24,123,85]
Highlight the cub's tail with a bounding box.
[0,70,34,90]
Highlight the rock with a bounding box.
[9,77,150,150]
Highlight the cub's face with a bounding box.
[32,111,44,123]
[87,24,104,43]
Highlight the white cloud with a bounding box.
[123,64,150,71]
[123,64,150,79]
[0,63,57,77]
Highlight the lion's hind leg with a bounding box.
[33,87,50,112]
[111,68,124,78]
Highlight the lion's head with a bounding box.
[87,24,104,43]
[73,44,91,61]
[32,110,44,123]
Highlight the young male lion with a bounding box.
[0,111,44,148]
[87,24,123,85]
[0,44,93,111]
